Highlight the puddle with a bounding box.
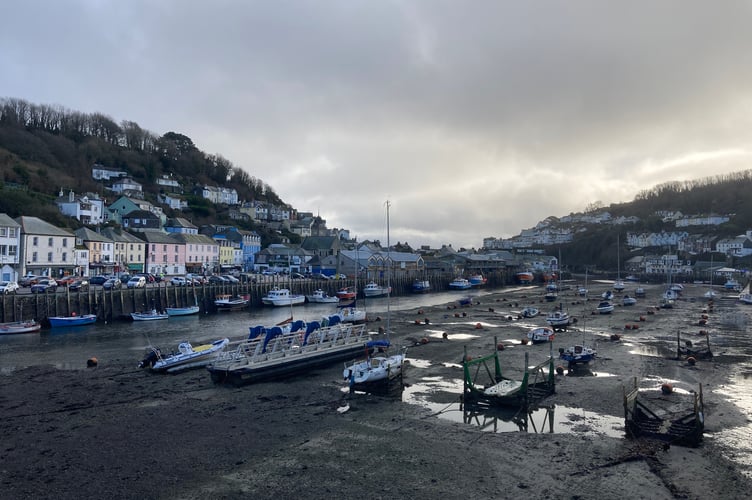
[713,371,752,479]
[627,344,663,357]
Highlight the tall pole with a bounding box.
[386,200,391,336]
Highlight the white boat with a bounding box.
[578,286,589,297]
[449,278,472,290]
[545,307,570,329]
[165,305,200,317]
[596,301,614,314]
[411,279,431,293]
[516,271,534,284]
[739,293,752,305]
[139,338,230,373]
[725,279,741,291]
[601,290,614,300]
[208,321,371,386]
[521,306,539,318]
[261,288,306,307]
[337,302,367,323]
[469,274,487,286]
[527,326,555,344]
[613,279,626,292]
[306,289,339,303]
[635,287,646,298]
[131,309,168,321]
[559,344,597,369]
[0,320,41,335]
[704,290,718,299]
[622,295,637,306]
[362,281,391,298]
[214,294,250,311]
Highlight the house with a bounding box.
[0,213,21,282]
[56,190,106,225]
[156,174,182,192]
[171,233,219,275]
[16,216,76,278]
[254,244,310,274]
[100,227,146,274]
[139,231,186,277]
[196,185,238,205]
[111,177,143,196]
[164,217,198,235]
[107,196,165,225]
[74,227,115,276]
[158,193,188,210]
[121,210,162,232]
[91,164,127,181]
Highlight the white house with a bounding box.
[0,213,21,282]
[91,164,127,181]
[56,190,106,225]
[16,216,76,278]
[111,177,143,195]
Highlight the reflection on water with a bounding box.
[714,371,752,479]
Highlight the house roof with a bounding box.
[0,213,20,228]
[75,227,110,242]
[15,216,74,237]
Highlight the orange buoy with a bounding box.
[497,343,505,351]
[71,312,77,317]
[464,355,473,362]
[414,320,422,325]
[424,318,430,324]
[687,356,697,366]
[454,312,460,318]
[661,383,673,395]
[474,323,482,329]
[86,357,98,368]
[625,324,632,330]
[631,324,639,330]
[556,366,565,375]
[442,332,448,339]
[639,316,646,321]
[520,338,528,345]
[420,337,429,344]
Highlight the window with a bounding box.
[0,245,5,255]
[48,237,53,247]
[33,237,38,246]
[163,245,167,252]
[8,245,17,256]
[0,228,5,237]
[174,255,178,263]
[62,252,67,262]
[47,252,53,262]
[32,252,38,262]
[9,228,15,237]
[162,255,167,263]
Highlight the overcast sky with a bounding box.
[4,1,752,249]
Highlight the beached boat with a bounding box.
[411,279,431,293]
[623,378,704,447]
[336,300,367,323]
[214,294,249,311]
[635,287,646,298]
[336,287,357,300]
[165,305,200,317]
[516,271,534,284]
[207,321,371,386]
[601,290,614,300]
[306,289,339,303]
[544,289,558,302]
[527,326,555,344]
[48,314,97,328]
[596,301,614,314]
[0,320,42,335]
[469,274,487,286]
[343,340,406,389]
[559,344,597,369]
[545,307,570,330]
[449,278,472,290]
[521,306,539,318]
[622,295,637,306]
[725,278,741,291]
[261,288,306,307]
[362,281,391,298]
[139,338,230,373]
[131,309,168,321]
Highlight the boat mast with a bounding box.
[386,200,391,336]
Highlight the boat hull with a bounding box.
[0,320,41,335]
[49,314,97,328]
[165,305,200,316]
[151,338,230,373]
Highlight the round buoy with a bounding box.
[414,320,421,325]
[442,332,448,339]
[378,326,385,334]
[424,318,430,325]
[639,316,646,322]
[687,356,697,366]
[474,323,482,329]
[625,324,632,330]
[631,324,639,330]
[86,357,98,368]
[556,366,565,375]
[418,309,424,315]
[420,337,429,345]
[701,314,709,320]
[71,312,77,317]
[520,338,528,345]
[497,343,505,351]
[454,312,460,318]
[698,319,707,326]
[611,334,621,341]
[464,354,473,362]
[661,383,673,395]
[462,312,467,317]
[488,308,495,312]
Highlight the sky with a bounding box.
[3,1,752,249]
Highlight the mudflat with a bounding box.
[1,282,751,499]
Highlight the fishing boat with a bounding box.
[48,313,97,328]
[306,289,339,303]
[521,306,539,318]
[527,326,555,344]
[449,278,472,290]
[362,281,391,298]
[131,309,169,321]
[411,279,431,293]
[214,294,250,311]
[139,338,230,373]
[165,304,200,317]
[261,288,306,306]
[516,271,534,284]
[336,287,357,300]
[596,300,614,314]
[469,274,487,286]
[545,305,570,330]
[0,320,42,335]
[559,344,597,369]
[343,201,405,394]
[207,321,371,386]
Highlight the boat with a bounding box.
[623,378,704,447]
[139,338,230,373]
[739,291,752,305]
[336,287,357,300]
[48,313,97,328]
[545,305,570,330]
[527,326,555,344]
[336,300,367,323]
[0,320,42,335]
[449,278,472,290]
[544,288,558,302]
[469,274,487,286]
[165,305,200,317]
[214,294,250,311]
[207,320,371,386]
[261,288,306,306]
[704,290,718,299]
[516,270,534,284]
[131,309,168,321]
[622,295,637,306]
[559,344,597,369]
[601,290,614,300]
[596,301,614,314]
[520,306,539,318]
[306,289,339,303]
[725,278,741,291]
[344,201,405,394]
[411,279,431,293]
[362,281,391,298]
[635,287,646,298]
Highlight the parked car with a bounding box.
[207,275,228,284]
[313,273,332,280]
[0,281,19,294]
[186,273,207,285]
[261,269,277,276]
[290,272,306,280]
[57,276,78,287]
[221,275,240,283]
[334,273,347,279]
[68,279,89,292]
[119,274,132,284]
[170,277,189,287]
[103,278,121,290]
[89,276,108,286]
[31,278,58,293]
[127,276,147,289]
[19,275,42,287]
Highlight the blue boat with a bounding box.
[165,305,200,317]
[411,279,431,293]
[48,314,97,328]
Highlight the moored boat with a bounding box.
[449,278,472,290]
[469,274,487,286]
[48,313,97,328]
[139,338,230,373]
[261,288,306,306]
[343,340,406,390]
[362,281,391,298]
[214,294,250,311]
[165,305,200,317]
[545,306,570,330]
[596,301,614,314]
[559,344,597,369]
[622,295,637,306]
[0,320,41,335]
[131,309,168,321]
[336,287,357,300]
[411,279,431,293]
[306,289,339,303]
[516,271,534,284]
[527,326,555,344]
[521,306,539,318]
